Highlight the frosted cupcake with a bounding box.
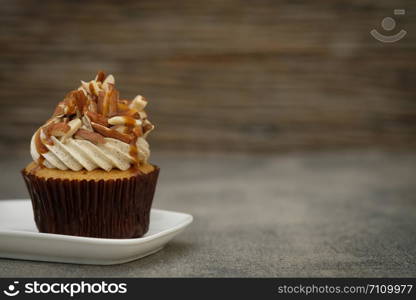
[22,71,159,238]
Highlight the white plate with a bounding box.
[0,199,193,265]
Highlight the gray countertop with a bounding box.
[0,151,415,277]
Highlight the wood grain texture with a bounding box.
[0,0,415,154]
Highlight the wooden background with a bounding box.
[0,0,415,154]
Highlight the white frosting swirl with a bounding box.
[30,131,150,171]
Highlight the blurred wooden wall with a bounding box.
[0,0,415,155]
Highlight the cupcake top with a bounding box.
[30,71,154,172]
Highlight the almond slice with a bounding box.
[74,128,105,144]
[111,125,129,134]
[82,115,93,131]
[45,122,70,137]
[129,95,147,111]
[95,71,106,83]
[63,91,79,115]
[97,91,105,114]
[119,108,140,119]
[108,89,118,116]
[88,97,98,113]
[74,90,87,113]
[89,81,100,96]
[52,102,66,117]
[91,122,132,143]
[81,80,89,91]
[133,126,143,137]
[34,129,49,154]
[102,74,115,89]
[77,86,88,97]
[86,111,108,126]
[143,120,154,137]
[138,111,147,120]
[61,118,82,143]
[103,83,114,92]
[108,116,142,127]
[97,87,117,117]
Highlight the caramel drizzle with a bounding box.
[122,116,137,127]
[125,116,141,170]
[35,129,48,153]
[96,70,106,82]
[34,129,48,167]
[38,156,45,166]
[129,142,139,169]
[117,102,129,112]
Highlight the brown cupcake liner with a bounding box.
[21,166,159,239]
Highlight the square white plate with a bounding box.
[0,199,193,265]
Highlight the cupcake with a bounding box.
[21,71,159,238]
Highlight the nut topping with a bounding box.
[86,111,108,126]
[95,71,106,83]
[129,95,147,111]
[89,81,100,96]
[74,128,105,144]
[82,115,93,131]
[97,91,105,115]
[52,102,66,117]
[133,126,143,137]
[88,98,98,113]
[35,71,153,170]
[143,120,154,136]
[74,90,87,113]
[111,125,129,134]
[108,116,142,127]
[45,122,70,137]
[107,89,118,117]
[91,122,133,143]
[102,74,115,90]
[61,118,82,143]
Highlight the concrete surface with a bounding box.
[0,151,415,277]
